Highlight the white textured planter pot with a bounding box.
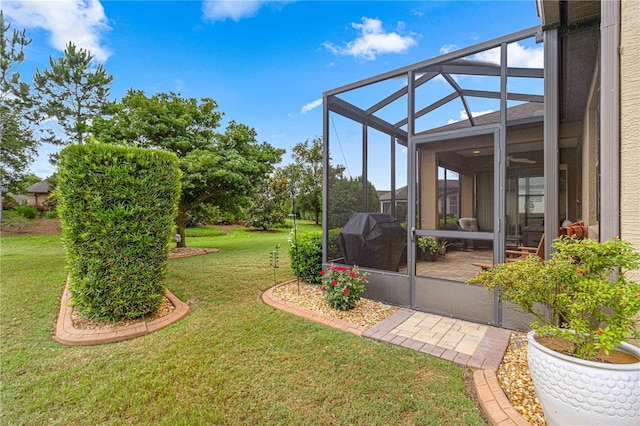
[527,331,640,426]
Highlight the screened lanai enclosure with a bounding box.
[322,15,600,330]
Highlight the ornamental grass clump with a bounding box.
[320,264,367,311]
[467,236,640,361]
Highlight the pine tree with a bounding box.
[33,42,113,147]
[0,11,38,196]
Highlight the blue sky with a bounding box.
[4,0,542,189]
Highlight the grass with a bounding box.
[0,221,486,425]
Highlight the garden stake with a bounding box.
[290,169,300,295]
[270,244,280,286]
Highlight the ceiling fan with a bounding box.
[507,155,536,166]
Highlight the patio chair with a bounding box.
[472,235,545,271]
[506,234,545,262]
[457,217,488,251]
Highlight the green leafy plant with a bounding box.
[320,264,367,311]
[14,205,39,219]
[57,143,181,321]
[289,231,322,284]
[467,236,640,361]
[418,236,446,254]
[1,210,29,230]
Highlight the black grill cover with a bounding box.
[339,213,406,271]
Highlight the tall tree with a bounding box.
[244,169,290,231]
[328,175,379,229]
[0,11,38,197]
[92,90,284,246]
[33,42,113,147]
[290,137,323,225]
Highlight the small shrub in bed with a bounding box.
[57,143,181,321]
[320,264,367,310]
[289,231,322,284]
[15,205,40,219]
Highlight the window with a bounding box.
[438,166,460,229]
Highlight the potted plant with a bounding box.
[418,236,442,262]
[468,236,640,425]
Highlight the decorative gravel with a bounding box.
[497,333,546,425]
[272,281,398,329]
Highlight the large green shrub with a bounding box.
[57,143,181,321]
[289,231,322,284]
[14,205,39,219]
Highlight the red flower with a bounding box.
[349,272,355,277]
[332,279,337,286]
[320,287,325,291]
[343,289,349,294]
[319,270,324,276]
[597,328,603,336]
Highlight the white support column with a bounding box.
[600,0,621,240]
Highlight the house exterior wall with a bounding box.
[27,194,49,206]
[620,0,640,282]
[420,148,438,229]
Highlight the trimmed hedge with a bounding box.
[289,231,322,284]
[57,143,181,321]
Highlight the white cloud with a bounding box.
[202,0,263,22]
[3,0,111,62]
[324,17,419,61]
[472,42,543,68]
[300,98,322,114]
[202,1,291,22]
[447,109,494,124]
[440,44,459,55]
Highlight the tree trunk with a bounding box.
[176,208,187,248]
[314,195,321,225]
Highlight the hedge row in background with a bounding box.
[57,143,181,321]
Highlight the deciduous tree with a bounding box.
[244,169,289,231]
[92,90,284,246]
[290,137,323,225]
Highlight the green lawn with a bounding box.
[0,221,486,425]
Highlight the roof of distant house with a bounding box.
[379,186,408,202]
[8,194,27,203]
[26,179,51,194]
[422,102,544,134]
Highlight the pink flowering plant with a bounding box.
[319,263,367,311]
